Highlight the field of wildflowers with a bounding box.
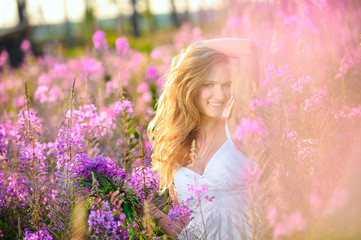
[1,1,361,239]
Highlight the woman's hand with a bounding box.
[109,187,125,211]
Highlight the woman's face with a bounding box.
[196,62,232,120]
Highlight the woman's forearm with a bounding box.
[149,202,182,238]
[195,38,260,88]
[194,38,255,59]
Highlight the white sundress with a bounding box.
[174,119,256,240]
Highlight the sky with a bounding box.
[0,0,225,28]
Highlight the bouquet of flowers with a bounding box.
[73,153,159,238]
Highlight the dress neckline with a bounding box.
[180,119,232,177]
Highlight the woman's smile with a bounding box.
[196,62,232,119]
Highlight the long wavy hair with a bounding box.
[147,45,229,192]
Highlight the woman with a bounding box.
[147,38,260,239]
[111,38,259,239]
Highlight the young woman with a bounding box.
[146,38,260,239]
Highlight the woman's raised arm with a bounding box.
[193,38,255,58]
[194,38,259,88]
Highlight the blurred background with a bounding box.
[1,0,361,239]
[0,0,227,67]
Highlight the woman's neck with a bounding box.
[198,115,222,137]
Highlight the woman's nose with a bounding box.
[213,86,225,100]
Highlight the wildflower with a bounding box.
[235,117,266,142]
[24,228,53,240]
[137,82,149,93]
[17,110,47,172]
[267,206,277,226]
[273,212,306,239]
[82,58,104,76]
[110,100,134,117]
[20,39,31,52]
[0,50,8,67]
[128,52,143,69]
[266,87,281,105]
[145,65,158,81]
[304,87,326,112]
[0,131,7,157]
[34,85,62,104]
[292,76,311,93]
[73,154,126,186]
[250,97,270,110]
[115,36,129,55]
[92,30,108,50]
[54,114,83,174]
[168,204,192,224]
[88,201,118,237]
[264,63,290,86]
[186,184,213,201]
[129,166,159,201]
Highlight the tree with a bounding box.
[17,0,27,26]
[169,0,180,28]
[130,0,140,37]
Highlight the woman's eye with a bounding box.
[204,83,213,87]
[223,84,231,88]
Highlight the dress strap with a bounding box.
[225,119,232,141]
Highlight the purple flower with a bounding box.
[168,204,192,224]
[73,154,126,186]
[109,100,134,117]
[24,228,53,240]
[17,109,42,142]
[115,36,130,55]
[76,104,114,138]
[0,131,7,157]
[129,166,159,201]
[0,172,29,211]
[88,201,118,238]
[92,30,108,50]
[145,65,158,80]
[16,110,47,172]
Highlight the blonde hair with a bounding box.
[147,45,229,191]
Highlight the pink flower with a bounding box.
[266,87,281,105]
[20,39,31,51]
[92,30,108,50]
[115,36,129,55]
[292,76,311,93]
[267,206,277,226]
[0,51,9,66]
[309,192,322,215]
[82,58,104,75]
[235,117,266,142]
[273,211,306,239]
[145,65,158,80]
[128,52,143,68]
[137,82,149,93]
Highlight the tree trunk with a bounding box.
[63,0,75,48]
[169,0,180,28]
[131,0,140,37]
[17,0,27,26]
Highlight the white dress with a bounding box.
[174,120,254,240]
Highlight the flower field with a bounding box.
[1,1,361,239]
